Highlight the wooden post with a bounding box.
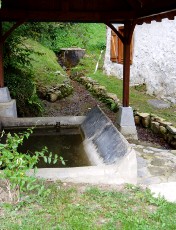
[0,21,4,88]
[123,21,135,107]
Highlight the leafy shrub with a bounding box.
[3,22,43,116]
[0,128,64,203]
[5,67,43,116]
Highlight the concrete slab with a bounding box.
[149,182,176,203]
[148,99,171,109]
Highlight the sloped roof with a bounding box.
[0,0,176,24]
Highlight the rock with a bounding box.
[138,113,150,128]
[165,133,173,144]
[138,112,150,118]
[170,140,176,149]
[160,121,172,127]
[150,121,160,134]
[55,90,62,99]
[49,93,58,102]
[151,158,166,166]
[159,126,167,135]
[153,116,165,123]
[106,93,120,103]
[134,115,141,126]
[148,166,166,176]
[166,125,176,134]
[92,85,107,96]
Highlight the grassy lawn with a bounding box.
[1,182,176,229]
[24,39,68,87]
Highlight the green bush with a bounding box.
[0,128,60,203]
[5,67,43,116]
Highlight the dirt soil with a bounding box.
[43,80,171,149]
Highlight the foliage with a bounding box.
[5,67,43,117]
[0,128,61,203]
[3,22,44,116]
[26,22,106,52]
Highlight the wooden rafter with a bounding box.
[106,23,125,44]
[127,0,142,10]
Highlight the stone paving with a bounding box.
[131,144,176,185]
[131,143,176,202]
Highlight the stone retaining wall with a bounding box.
[71,75,120,112]
[37,83,73,102]
[72,75,176,149]
[134,112,176,149]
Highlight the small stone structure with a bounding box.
[37,82,73,103]
[57,48,85,69]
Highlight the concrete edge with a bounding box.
[1,116,86,128]
[28,148,137,185]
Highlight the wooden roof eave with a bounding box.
[137,8,176,25]
[0,9,137,23]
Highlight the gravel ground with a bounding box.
[43,80,171,149]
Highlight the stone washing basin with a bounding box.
[0,106,137,185]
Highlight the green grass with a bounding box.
[89,72,176,126]
[1,182,176,229]
[25,39,68,87]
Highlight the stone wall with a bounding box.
[71,75,120,112]
[104,19,176,104]
[134,112,176,149]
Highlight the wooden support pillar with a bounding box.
[0,21,4,88]
[123,21,135,107]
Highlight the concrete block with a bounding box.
[0,100,17,118]
[0,87,11,103]
[117,106,138,140]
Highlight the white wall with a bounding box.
[103,19,176,104]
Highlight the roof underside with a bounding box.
[0,0,176,25]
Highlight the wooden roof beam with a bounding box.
[0,9,136,22]
[127,0,142,11]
